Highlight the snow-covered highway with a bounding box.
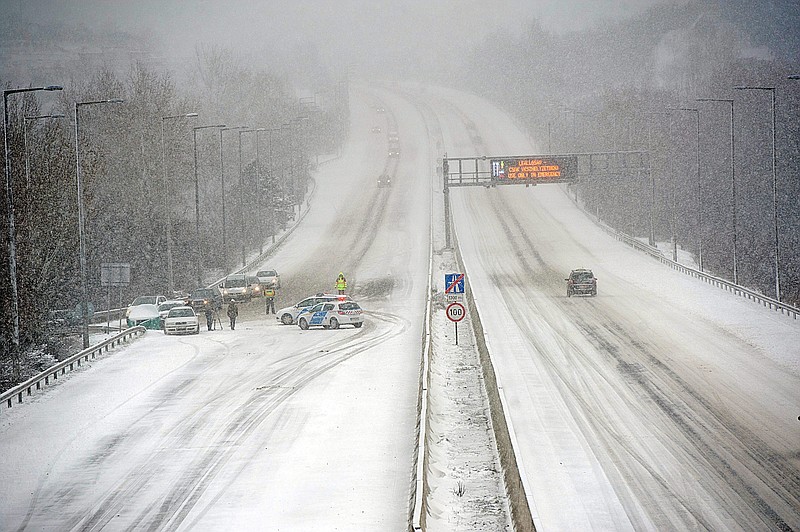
[1,83,799,531]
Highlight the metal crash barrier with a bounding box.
[1,326,147,409]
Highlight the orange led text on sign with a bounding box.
[507,159,562,179]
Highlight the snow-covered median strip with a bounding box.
[423,249,512,531]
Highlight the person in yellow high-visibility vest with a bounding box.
[335,272,347,295]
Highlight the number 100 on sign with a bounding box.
[446,302,465,322]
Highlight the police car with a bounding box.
[277,293,352,325]
[296,300,364,330]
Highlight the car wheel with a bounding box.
[592,290,597,297]
[353,322,363,328]
[329,317,340,330]
[164,330,169,335]
[193,326,200,334]
[281,313,293,325]
[299,318,309,330]
[567,290,571,297]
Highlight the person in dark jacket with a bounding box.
[205,308,214,331]
[227,300,239,330]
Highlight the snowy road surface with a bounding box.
[434,87,800,530]
[1,83,799,531]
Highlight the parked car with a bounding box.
[126,295,166,318]
[126,304,161,329]
[371,126,382,133]
[256,269,280,289]
[297,300,364,330]
[221,274,250,302]
[247,275,263,297]
[189,287,223,311]
[277,293,351,325]
[163,306,200,335]
[377,174,391,188]
[566,269,597,297]
[158,300,188,328]
[388,145,400,158]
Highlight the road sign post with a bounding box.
[446,301,466,345]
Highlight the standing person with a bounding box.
[264,288,276,314]
[335,272,347,295]
[205,308,214,331]
[227,300,239,330]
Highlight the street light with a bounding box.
[75,98,124,348]
[3,84,62,376]
[669,107,703,271]
[161,112,198,294]
[697,97,737,284]
[735,86,780,301]
[192,124,226,286]
[219,126,248,271]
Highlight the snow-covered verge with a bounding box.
[423,247,512,531]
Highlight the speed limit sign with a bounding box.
[446,302,466,322]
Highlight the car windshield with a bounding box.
[258,270,277,277]
[158,302,181,312]
[132,296,156,305]
[168,308,195,318]
[226,278,246,288]
[339,302,361,311]
[572,271,594,281]
[191,290,211,298]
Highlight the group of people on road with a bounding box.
[199,271,348,331]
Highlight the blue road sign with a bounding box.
[445,273,465,294]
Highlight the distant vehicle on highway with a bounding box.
[247,275,263,298]
[163,306,200,335]
[297,300,364,330]
[277,293,351,325]
[221,274,250,302]
[566,268,597,297]
[387,131,399,143]
[158,299,188,328]
[256,269,280,289]
[377,174,391,188]
[189,287,223,311]
[371,126,382,133]
[126,304,161,329]
[388,145,400,158]
[126,295,166,319]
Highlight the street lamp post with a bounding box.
[192,124,226,286]
[3,85,62,375]
[219,126,247,271]
[75,98,124,348]
[670,107,703,271]
[735,86,780,301]
[697,98,737,284]
[161,112,198,295]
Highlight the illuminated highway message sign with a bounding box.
[490,156,577,183]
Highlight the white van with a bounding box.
[220,274,250,302]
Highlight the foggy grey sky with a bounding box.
[3,0,670,74]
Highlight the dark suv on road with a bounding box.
[189,287,223,311]
[566,269,597,297]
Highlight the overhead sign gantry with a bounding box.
[441,151,649,247]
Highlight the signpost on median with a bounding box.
[445,273,466,344]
